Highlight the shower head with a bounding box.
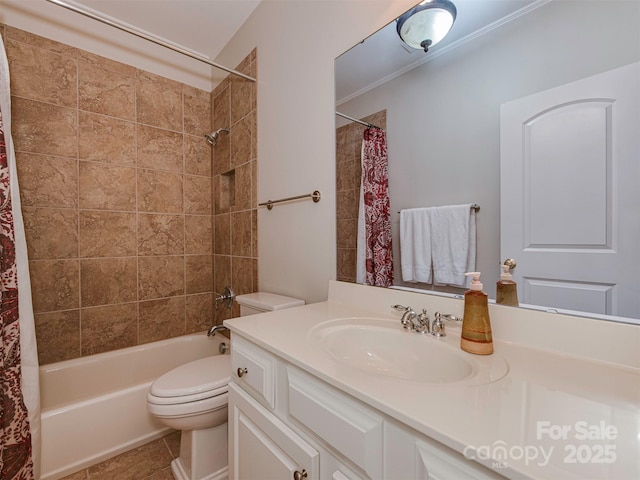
[204,128,229,146]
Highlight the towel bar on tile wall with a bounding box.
[259,190,321,210]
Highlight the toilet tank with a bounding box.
[236,292,305,316]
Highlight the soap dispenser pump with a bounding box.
[496,264,519,307]
[461,272,493,355]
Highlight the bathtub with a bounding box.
[39,332,228,480]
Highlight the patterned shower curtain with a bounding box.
[0,32,36,480]
[356,127,393,287]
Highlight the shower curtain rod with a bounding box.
[45,0,256,82]
[335,111,381,129]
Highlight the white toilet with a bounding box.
[146,291,304,480]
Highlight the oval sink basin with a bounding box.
[310,318,478,384]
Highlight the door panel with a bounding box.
[501,62,640,317]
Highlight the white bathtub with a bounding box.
[39,332,227,480]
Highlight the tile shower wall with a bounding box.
[335,110,386,283]
[3,24,257,364]
[211,50,258,325]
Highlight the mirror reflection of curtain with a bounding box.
[356,127,393,287]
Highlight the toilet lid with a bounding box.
[150,355,231,398]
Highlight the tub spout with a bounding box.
[207,325,229,337]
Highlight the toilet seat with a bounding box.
[147,355,231,407]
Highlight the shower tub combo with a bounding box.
[39,332,227,480]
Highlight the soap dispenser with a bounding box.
[461,272,493,355]
[496,264,519,306]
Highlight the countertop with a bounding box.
[225,282,640,480]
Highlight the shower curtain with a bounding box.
[356,127,393,287]
[0,33,40,480]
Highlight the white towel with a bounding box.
[430,204,476,287]
[400,208,432,283]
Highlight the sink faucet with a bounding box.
[207,325,229,337]
[392,305,430,333]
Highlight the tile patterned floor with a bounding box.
[59,431,180,480]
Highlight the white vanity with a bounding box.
[224,281,639,480]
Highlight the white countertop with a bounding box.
[225,282,640,480]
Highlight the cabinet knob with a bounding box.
[237,367,248,377]
[293,469,307,480]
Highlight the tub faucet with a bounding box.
[207,325,229,337]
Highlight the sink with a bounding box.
[309,317,508,384]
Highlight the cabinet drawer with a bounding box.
[287,367,383,480]
[231,336,276,408]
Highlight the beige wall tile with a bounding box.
[138,297,185,344]
[35,310,80,364]
[23,207,78,259]
[336,218,357,249]
[185,255,213,294]
[212,87,231,175]
[184,175,212,215]
[213,255,231,294]
[79,112,135,165]
[136,70,182,131]
[138,214,184,256]
[81,303,137,355]
[214,213,230,255]
[184,134,212,177]
[77,50,136,77]
[16,153,78,208]
[230,77,252,125]
[230,116,252,169]
[232,256,254,296]
[232,162,252,212]
[186,293,213,334]
[137,125,183,173]
[251,209,258,257]
[337,248,357,283]
[184,215,212,255]
[80,258,137,307]
[183,87,211,136]
[79,161,136,211]
[5,25,80,57]
[30,259,79,313]
[137,169,183,213]
[231,210,252,257]
[79,211,136,258]
[12,97,77,157]
[6,38,77,108]
[78,62,135,120]
[138,256,185,300]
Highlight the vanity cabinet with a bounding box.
[229,335,504,480]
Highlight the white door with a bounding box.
[500,62,640,318]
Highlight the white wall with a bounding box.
[214,0,417,303]
[337,0,640,297]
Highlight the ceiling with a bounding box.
[65,0,262,60]
[335,0,539,104]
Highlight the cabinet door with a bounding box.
[229,382,319,480]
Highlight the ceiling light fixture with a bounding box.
[396,0,457,53]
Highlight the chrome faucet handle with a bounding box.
[392,304,416,329]
[440,313,462,322]
[431,312,446,337]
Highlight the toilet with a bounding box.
[146,291,304,480]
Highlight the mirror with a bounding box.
[335,0,640,324]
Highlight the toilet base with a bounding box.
[171,458,227,480]
[170,423,228,480]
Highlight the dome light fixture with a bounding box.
[396,0,457,53]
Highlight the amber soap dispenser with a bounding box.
[496,264,519,306]
[461,272,493,355]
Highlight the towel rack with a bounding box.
[259,190,321,210]
[398,203,480,214]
